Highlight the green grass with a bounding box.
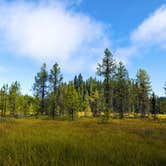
[0,118,166,166]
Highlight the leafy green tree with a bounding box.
[136,69,151,118]
[64,82,80,120]
[97,48,116,120]
[49,63,63,119]
[33,63,48,115]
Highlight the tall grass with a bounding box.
[0,118,166,166]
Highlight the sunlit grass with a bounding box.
[0,118,166,166]
[157,114,166,119]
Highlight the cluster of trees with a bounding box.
[0,82,34,117]
[0,48,166,120]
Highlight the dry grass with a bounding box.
[0,118,166,166]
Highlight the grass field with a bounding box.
[0,118,166,166]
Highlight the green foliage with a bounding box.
[0,84,8,117]
[114,62,129,118]
[64,83,80,120]
[159,97,166,114]
[83,93,91,117]
[0,47,166,165]
[150,92,158,118]
[136,69,151,118]
[90,90,103,117]
[33,63,48,114]
[97,48,116,120]
[49,63,63,119]
[8,81,21,117]
[0,48,164,120]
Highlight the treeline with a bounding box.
[0,48,166,120]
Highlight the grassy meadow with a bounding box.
[0,117,166,166]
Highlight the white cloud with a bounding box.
[115,4,166,64]
[115,46,138,64]
[131,5,166,48]
[0,0,109,74]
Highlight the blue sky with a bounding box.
[0,0,166,96]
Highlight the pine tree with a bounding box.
[97,48,116,120]
[49,63,63,119]
[74,75,79,91]
[64,82,80,120]
[114,62,129,118]
[83,92,91,117]
[151,92,157,119]
[90,90,102,117]
[0,84,8,117]
[58,83,67,116]
[78,73,84,101]
[136,69,151,118]
[33,63,48,115]
[8,81,20,117]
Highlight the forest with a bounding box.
[0,48,166,120]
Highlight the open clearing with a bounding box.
[0,118,166,166]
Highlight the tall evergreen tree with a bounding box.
[136,69,151,118]
[74,75,79,91]
[90,90,103,117]
[8,81,20,117]
[83,92,91,116]
[64,82,80,120]
[114,62,129,118]
[150,92,157,119]
[0,84,8,117]
[33,63,48,115]
[78,73,84,100]
[58,83,67,116]
[97,48,116,120]
[49,63,63,119]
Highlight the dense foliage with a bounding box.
[0,48,166,119]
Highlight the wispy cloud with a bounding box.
[115,4,166,64]
[0,0,110,74]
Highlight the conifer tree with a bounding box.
[83,92,91,116]
[114,62,129,118]
[64,82,80,120]
[0,84,8,117]
[97,48,116,120]
[49,63,63,119]
[33,63,48,115]
[90,90,102,117]
[136,69,151,118]
[151,92,157,119]
[8,81,20,117]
